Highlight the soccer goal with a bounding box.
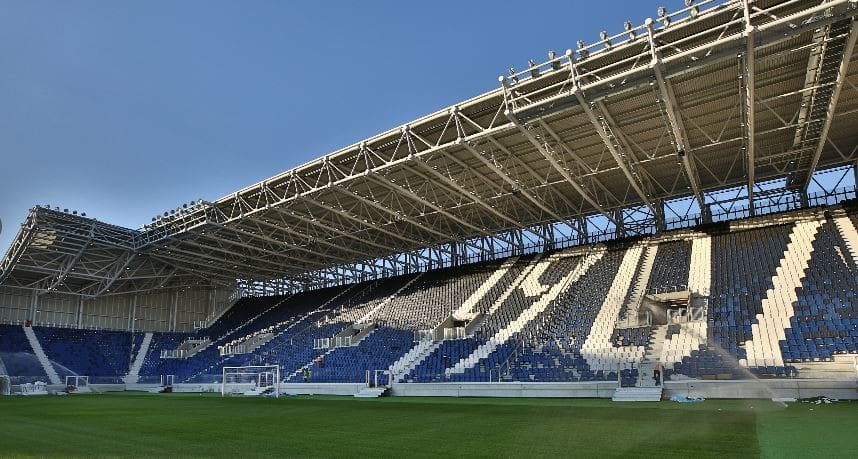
[65,376,91,393]
[221,365,280,397]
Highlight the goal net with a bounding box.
[221,365,280,397]
[65,376,91,393]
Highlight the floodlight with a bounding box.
[508,68,519,83]
[600,31,612,48]
[576,40,589,59]
[624,21,637,39]
[658,6,671,26]
[548,50,561,70]
[528,60,540,78]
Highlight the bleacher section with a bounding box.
[0,325,47,383]
[2,208,858,389]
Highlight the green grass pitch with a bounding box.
[1,392,856,458]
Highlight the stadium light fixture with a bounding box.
[548,50,561,70]
[576,40,589,59]
[658,7,671,27]
[508,68,519,83]
[528,60,540,78]
[600,31,612,48]
[624,21,636,40]
[686,0,700,18]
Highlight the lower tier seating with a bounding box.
[3,210,858,385]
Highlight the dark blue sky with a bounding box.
[0,0,688,252]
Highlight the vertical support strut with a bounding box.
[743,0,757,215]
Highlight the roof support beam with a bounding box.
[332,185,462,246]
[264,206,381,259]
[742,0,757,214]
[504,110,617,224]
[647,20,709,220]
[803,19,858,190]
[210,220,340,268]
[481,134,582,214]
[457,140,568,224]
[297,191,428,248]
[364,171,493,240]
[535,119,623,208]
[572,81,658,217]
[40,222,96,294]
[408,156,549,242]
[81,251,138,298]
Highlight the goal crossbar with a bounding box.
[221,365,280,398]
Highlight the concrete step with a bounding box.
[125,332,153,384]
[793,355,857,379]
[354,387,388,398]
[612,386,663,402]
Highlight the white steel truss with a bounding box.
[2,0,858,299]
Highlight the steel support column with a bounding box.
[803,20,858,190]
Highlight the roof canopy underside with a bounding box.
[2,0,858,297]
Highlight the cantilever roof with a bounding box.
[2,0,857,297]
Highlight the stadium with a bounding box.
[2,0,858,456]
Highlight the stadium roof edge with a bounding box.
[3,0,858,297]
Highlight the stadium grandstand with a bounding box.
[2,0,858,405]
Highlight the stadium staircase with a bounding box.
[354,386,388,398]
[660,322,707,370]
[22,326,61,384]
[688,235,712,296]
[287,347,338,381]
[655,235,711,370]
[452,257,519,317]
[617,244,658,326]
[642,325,668,364]
[447,251,601,375]
[581,244,646,372]
[0,353,8,376]
[356,273,425,324]
[744,219,823,368]
[833,214,858,265]
[611,386,663,402]
[124,332,153,384]
[388,339,441,383]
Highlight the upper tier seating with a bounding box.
[647,240,692,293]
[782,221,858,361]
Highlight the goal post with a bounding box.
[65,376,90,392]
[221,365,280,398]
